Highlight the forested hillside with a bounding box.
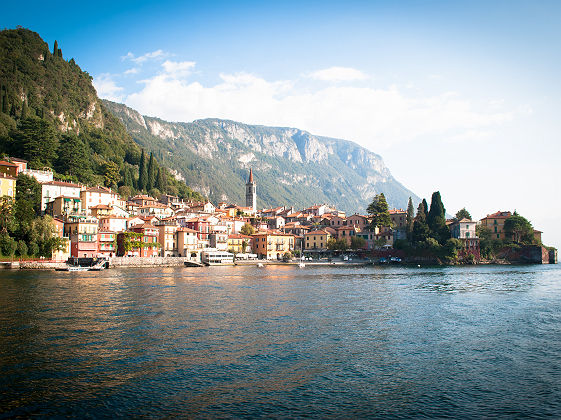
[0,28,203,201]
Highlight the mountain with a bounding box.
[104,100,419,213]
[0,28,202,200]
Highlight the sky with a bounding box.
[2,0,560,248]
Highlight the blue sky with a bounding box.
[2,1,561,247]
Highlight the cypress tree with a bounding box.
[406,197,415,242]
[155,167,167,191]
[20,100,27,119]
[412,201,430,244]
[138,149,147,191]
[427,191,449,244]
[147,152,155,191]
[53,40,58,57]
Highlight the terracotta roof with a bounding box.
[177,227,198,234]
[91,204,112,209]
[306,230,330,235]
[228,234,252,239]
[43,180,82,188]
[85,186,114,194]
[483,211,512,219]
[0,160,18,167]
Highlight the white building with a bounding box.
[41,181,82,212]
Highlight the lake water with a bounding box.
[1,264,560,418]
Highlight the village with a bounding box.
[0,159,555,266]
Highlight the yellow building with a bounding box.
[480,211,512,240]
[251,232,294,260]
[227,234,253,253]
[304,230,331,250]
[0,173,16,199]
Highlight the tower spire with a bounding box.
[248,168,253,183]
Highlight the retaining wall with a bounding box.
[108,257,191,268]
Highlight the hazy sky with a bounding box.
[2,0,560,248]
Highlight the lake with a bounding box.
[1,265,560,418]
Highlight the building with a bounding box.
[156,219,178,257]
[10,158,27,174]
[0,173,16,199]
[450,218,477,239]
[98,230,116,257]
[64,216,99,258]
[117,223,160,257]
[304,230,332,251]
[98,216,129,233]
[245,168,256,213]
[185,218,211,246]
[227,234,253,254]
[252,232,294,260]
[41,181,82,212]
[346,214,370,229]
[45,196,82,218]
[81,186,125,214]
[0,160,19,177]
[176,228,199,258]
[389,209,408,240]
[335,225,359,246]
[480,211,512,240]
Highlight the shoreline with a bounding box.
[1,257,555,270]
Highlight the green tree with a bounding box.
[0,196,15,233]
[240,223,255,236]
[102,160,120,189]
[118,185,132,200]
[15,174,42,225]
[10,117,59,168]
[406,196,415,242]
[427,191,449,244]
[138,149,147,191]
[367,193,392,228]
[16,240,27,257]
[504,213,534,244]
[350,235,366,250]
[155,167,167,191]
[53,40,58,56]
[56,134,92,180]
[455,208,472,221]
[412,201,430,244]
[147,152,156,191]
[0,233,16,257]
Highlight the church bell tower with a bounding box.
[245,168,256,213]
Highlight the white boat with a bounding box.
[257,262,264,267]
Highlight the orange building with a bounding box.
[251,232,294,260]
[480,211,512,240]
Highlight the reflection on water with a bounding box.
[0,265,560,418]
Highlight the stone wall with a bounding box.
[108,256,190,268]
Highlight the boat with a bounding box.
[257,262,264,267]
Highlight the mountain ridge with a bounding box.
[103,100,419,213]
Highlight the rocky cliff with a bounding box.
[104,100,419,213]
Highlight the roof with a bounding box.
[306,230,330,235]
[248,168,254,183]
[85,186,114,194]
[0,160,18,167]
[91,204,112,209]
[43,180,82,188]
[228,234,252,239]
[483,211,512,220]
[177,227,198,233]
[10,157,28,163]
